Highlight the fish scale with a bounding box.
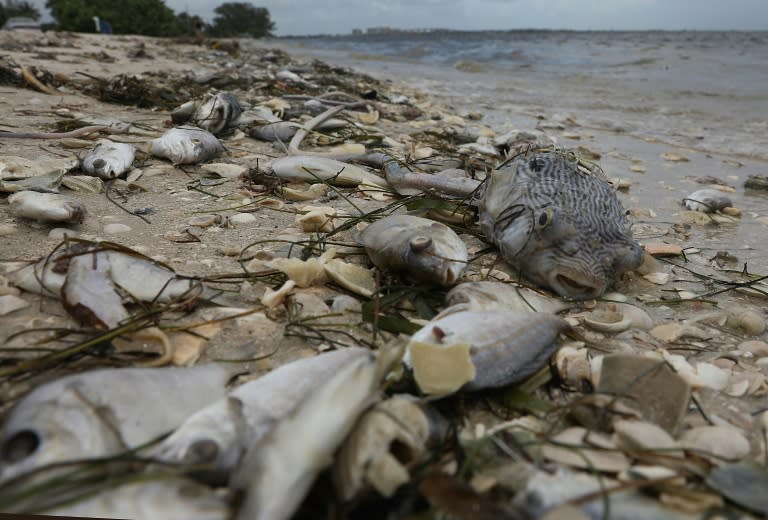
[479,150,642,299]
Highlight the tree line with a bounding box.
[7,1,275,38]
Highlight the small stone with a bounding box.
[230,212,257,225]
[662,151,689,162]
[48,227,78,240]
[737,340,768,357]
[721,206,741,217]
[103,223,132,234]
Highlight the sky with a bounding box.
[29,0,768,36]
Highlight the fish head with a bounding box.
[195,93,242,135]
[0,387,123,482]
[404,225,467,287]
[494,204,642,300]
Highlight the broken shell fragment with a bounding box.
[324,258,376,298]
[355,215,468,287]
[333,395,447,500]
[541,427,630,473]
[8,191,86,224]
[296,205,336,233]
[583,302,652,332]
[405,310,570,394]
[679,426,750,463]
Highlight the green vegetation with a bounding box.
[0,1,42,27]
[209,2,275,38]
[43,0,275,38]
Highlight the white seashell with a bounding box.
[200,162,246,178]
[643,272,670,285]
[405,310,570,394]
[583,302,653,332]
[81,139,135,179]
[279,183,326,201]
[270,155,388,188]
[324,258,376,298]
[612,420,682,457]
[0,294,29,316]
[296,205,336,233]
[231,348,383,520]
[261,279,295,308]
[680,426,750,463]
[9,191,86,224]
[541,427,630,473]
[266,250,335,288]
[149,126,224,165]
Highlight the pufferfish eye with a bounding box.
[535,208,554,229]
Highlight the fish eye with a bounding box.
[1,430,41,463]
[536,208,554,228]
[409,236,432,252]
[185,439,220,464]
[529,157,546,172]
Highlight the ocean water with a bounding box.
[252,30,768,271]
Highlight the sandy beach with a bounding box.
[1,29,768,518]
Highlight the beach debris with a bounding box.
[296,205,336,233]
[596,354,691,434]
[682,188,733,213]
[148,126,224,165]
[324,258,376,297]
[541,427,630,472]
[8,191,86,224]
[230,347,385,520]
[444,280,571,314]
[61,175,105,193]
[333,395,447,500]
[405,310,569,394]
[662,151,689,162]
[0,155,77,193]
[355,215,468,287]
[81,140,135,179]
[200,162,246,179]
[270,155,388,188]
[0,294,29,316]
[42,478,229,520]
[707,462,768,516]
[582,302,653,333]
[0,364,231,482]
[478,150,643,299]
[171,91,243,135]
[679,426,750,463]
[744,174,768,191]
[643,242,683,257]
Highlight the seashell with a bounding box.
[642,272,669,285]
[266,249,335,288]
[81,139,135,179]
[279,183,326,201]
[149,126,225,165]
[230,348,386,520]
[200,162,246,178]
[9,191,86,224]
[324,258,376,298]
[0,364,232,482]
[555,346,593,390]
[261,279,295,308]
[683,188,733,213]
[270,155,388,188]
[737,340,768,357]
[612,420,682,458]
[583,302,652,332]
[187,214,225,228]
[721,206,741,217]
[296,205,336,233]
[333,395,447,500]
[0,169,65,193]
[725,308,765,336]
[0,155,77,192]
[643,243,683,257]
[661,151,689,162]
[355,215,468,287]
[541,427,630,473]
[679,426,750,463]
[0,294,29,316]
[629,164,646,173]
[618,465,683,485]
[660,351,730,391]
[357,108,380,125]
[61,174,105,193]
[405,310,570,394]
[445,281,572,315]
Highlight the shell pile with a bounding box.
[0,29,767,520]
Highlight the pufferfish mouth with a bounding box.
[549,271,605,300]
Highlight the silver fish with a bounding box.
[149,126,224,165]
[355,214,468,286]
[8,191,86,224]
[682,188,733,213]
[81,139,135,179]
[154,347,380,486]
[445,281,571,315]
[479,150,643,300]
[171,92,243,136]
[405,310,570,394]
[0,364,231,482]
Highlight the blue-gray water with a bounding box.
[251,30,768,271]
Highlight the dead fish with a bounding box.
[479,150,643,300]
[9,241,216,304]
[171,92,243,136]
[231,347,383,520]
[682,188,733,213]
[0,364,231,482]
[355,215,468,287]
[445,281,571,315]
[405,310,570,394]
[154,348,379,485]
[249,121,301,142]
[81,139,135,179]
[148,126,224,165]
[43,478,229,520]
[8,191,86,224]
[270,155,388,188]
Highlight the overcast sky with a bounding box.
[31,0,768,36]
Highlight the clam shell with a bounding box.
[541,427,630,473]
[61,174,105,193]
[680,426,750,463]
[324,258,376,298]
[405,310,569,394]
[200,162,246,179]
